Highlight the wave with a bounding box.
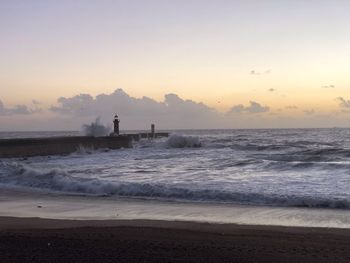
[262,160,350,172]
[81,117,111,137]
[0,162,349,209]
[231,143,289,151]
[0,162,114,195]
[165,134,202,148]
[252,148,350,163]
[132,134,202,150]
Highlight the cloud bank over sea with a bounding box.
[1,89,350,131]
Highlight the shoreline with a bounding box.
[1,216,350,262]
[1,188,350,229]
[1,185,350,261]
[1,215,350,234]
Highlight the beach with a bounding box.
[1,217,350,263]
[0,190,350,262]
[2,129,350,262]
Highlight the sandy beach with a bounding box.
[0,189,350,262]
[0,216,350,263]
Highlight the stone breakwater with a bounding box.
[0,133,169,158]
[0,136,132,158]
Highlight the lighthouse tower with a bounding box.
[113,114,120,135]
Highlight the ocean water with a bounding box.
[1,129,350,210]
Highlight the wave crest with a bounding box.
[166,134,201,148]
[81,117,111,137]
[0,162,349,209]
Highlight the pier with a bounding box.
[125,132,169,141]
[0,116,169,158]
[0,135,131,158]
[0,132,169,158]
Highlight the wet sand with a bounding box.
[0,216,350,263]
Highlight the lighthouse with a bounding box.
[113,114,120,135]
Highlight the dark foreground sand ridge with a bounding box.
[0,217,349,263]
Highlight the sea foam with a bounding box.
[1,162,349,209]
[81,117,111,137]
[165,134,201,148]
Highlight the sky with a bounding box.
[1,0,350,131]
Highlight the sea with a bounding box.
[1,129,350,227]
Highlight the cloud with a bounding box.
[268,88,275,92]
[49,89,219,129]
[0,100,41,116]
[227,101,270,114]
[337,97,350,108]
[322,85,335,88]
[228,104,245,114]
[11,105,31,115]
[32,99,41,105]
[50,94,94,115]
[0,100,7,115]
[303,109,315,115]
[8,89,350,131]
[250,69,271,75]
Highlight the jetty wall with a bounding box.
[0,132,169,158]
[126,132,169,141]
[0,136,132,158]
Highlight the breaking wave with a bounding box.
[166,134,202,148]
[81,117,111,137]
[0,162,349,209]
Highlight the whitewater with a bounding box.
[1,129,350,211]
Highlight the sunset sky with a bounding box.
[1,0,350,130]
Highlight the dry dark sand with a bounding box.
[0,217,350,263]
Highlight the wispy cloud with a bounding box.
[337,97,350,108]
[285,105,298,110]
[303,109,315,115]
[250,69,271,75]
[322,85,335,88]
